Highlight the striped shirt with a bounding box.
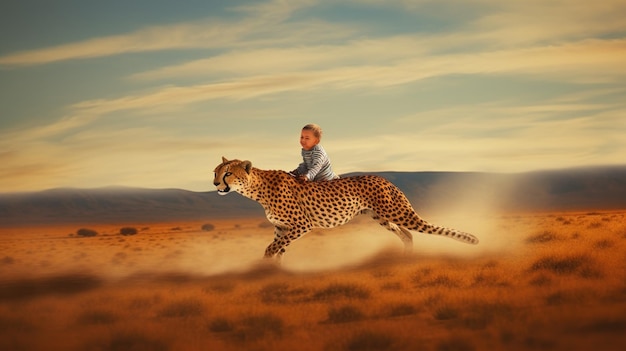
[295,144,338,181]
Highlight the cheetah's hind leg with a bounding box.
[362,209,413,254]
[380,221,414,254]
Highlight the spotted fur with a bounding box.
[213,157,478,261]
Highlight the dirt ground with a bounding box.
[1,210,625,351]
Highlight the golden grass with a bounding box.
[0,211,625,350]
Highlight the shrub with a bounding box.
[77,310,118,325]
[259,283,308,304]
[129,295,161,310]
[119,227,138,236]
[201,223,215,231]
[158,298,205,318]
[0,315,36,332]
[311,283,371,301]
[105,331,169,351]
[530,254,590,275]
[588,222,602,229]
[204,282,236,294]
[529,274,552,286]
[380,282,403,291]
[594,239,614,249]
[472,273,509,287]
[346,331,393,351]
[579,318,626,333]
[463,302,513,330]
[437,337,475,351]
[76,228,98,237]
[209,317,234,333]
[411,267,436,285]
[234,313,284,341]
[526,231,559,243]
[433,305,459,320]
[325,305,365,324]
[383,303,417,317]
[418,275,460,288]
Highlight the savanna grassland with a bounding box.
[1,211,625,351]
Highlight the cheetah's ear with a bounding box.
[221,156,228,163]
[241,160,252,174]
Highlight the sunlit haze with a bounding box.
[1,0,625,192]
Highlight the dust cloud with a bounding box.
[411,173,525,256]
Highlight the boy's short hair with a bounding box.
[303,123,323,139]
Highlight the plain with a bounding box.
[1,210,625,351]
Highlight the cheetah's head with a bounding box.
[213,157,252,195]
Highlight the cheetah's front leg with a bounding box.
[264,226,291,262]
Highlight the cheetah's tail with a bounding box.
[421,223,479,245]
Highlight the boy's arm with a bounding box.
[293,162,307,176]
[304,154,326,181]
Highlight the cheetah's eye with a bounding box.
[225,172,232,176]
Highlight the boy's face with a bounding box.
[300,129,319,151]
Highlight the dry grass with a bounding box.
[0,211,625,350]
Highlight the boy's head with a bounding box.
[302,123,322,138]
[300,123,322,151]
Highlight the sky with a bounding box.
[1,0,625,193]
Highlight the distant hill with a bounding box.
[346,166,626,212]
[0,186,263,226]
[1,166,625,226]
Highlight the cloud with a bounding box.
[0,109,299,192]
[0,139,80,191]
[470,0,626,45]
[0,0,349,68]
[0,22,229,67]
[71,37,626,119]
[328,127,617,175]
[130,36,429,80]
[130,30,626,83]
[364,0,626,43]
[2,0,624,70]
[419,39,626,84]
[329,92,626,173]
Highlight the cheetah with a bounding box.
[213,157,478,261]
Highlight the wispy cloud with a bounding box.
[0,123,240,191]
[72,37,625,118]
[365,0,626,43]
[0,22,229,67]
[329,109,623,174]
[0,0,348,68]
[130,36,429,80]
[470,0,626,45]
[2,0,624,70]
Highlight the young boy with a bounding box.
[290,123,339,182]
